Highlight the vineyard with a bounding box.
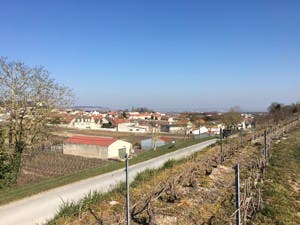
[49,116,300,225]
[17,152,109,185]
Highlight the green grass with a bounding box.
[0,136,215,206]
[253,126,300,225]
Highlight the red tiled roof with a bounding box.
[198,118,206,125]
[129,113,150,117]
[159,137,172,143]
[114,118,129,124]
[64,135,117,147]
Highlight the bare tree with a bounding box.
[221,107,241,130]
[0,57,73,183]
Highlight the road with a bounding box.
[0,139,216,225]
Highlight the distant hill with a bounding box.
[71,106,111,112]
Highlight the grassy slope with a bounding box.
[254,127,300,225]
[0,136,214,206]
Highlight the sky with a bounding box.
[0,0,299,112]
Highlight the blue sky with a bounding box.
[0,0,299,111]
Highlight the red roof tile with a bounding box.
[64,135,117,147]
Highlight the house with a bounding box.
[69,116,101,129]
[167,117,175,124]
[63,135,133,160]
[141,137,173,150]
[69,115,112,129]
[208,124,225,135]
[127,112,152,120]
[192,126,209,135]
[168,125,185,133]
[117,122,149,133]
[240,115,254,129]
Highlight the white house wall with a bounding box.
[192,126,209,135]
[118,123,148,133]
[169,126,185,134]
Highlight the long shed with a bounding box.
[63,135,132,160]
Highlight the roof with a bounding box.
[113,118,129,124]
[198,118,206,125]
[64,135,117,147]
[159,137,172,142]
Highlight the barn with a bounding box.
[63,135,133,160]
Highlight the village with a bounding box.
[45,108,255,160]
[0,103,256,190]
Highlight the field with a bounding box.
[16,127,185,186]
[15,126,186,186]
[17,152,109,185]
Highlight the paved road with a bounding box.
[0,139,216,225]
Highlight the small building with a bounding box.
[168,125,185,134]
[192,126,209,135]
[69,116,102,129]
[63,135,133,160]
[117,122,149,133]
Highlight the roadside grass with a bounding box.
[48,159,179,224]
[0,136,214,206]
[253,127,300,225]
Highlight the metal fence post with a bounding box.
[240,128,243,144]
[235,163,241,225]
[220,128,223,164]
[125,153,130,225]
[264,130,267,161]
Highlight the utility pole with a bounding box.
[235,163,241,225]
[125,153,130,225]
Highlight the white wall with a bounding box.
[192,126,209,135]
[169,126,184,133]
[108,140,133,159]
[118,123,148,133]
[63,143,108,159]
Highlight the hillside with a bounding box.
[49,120,299,225]
[253,126,300,224]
